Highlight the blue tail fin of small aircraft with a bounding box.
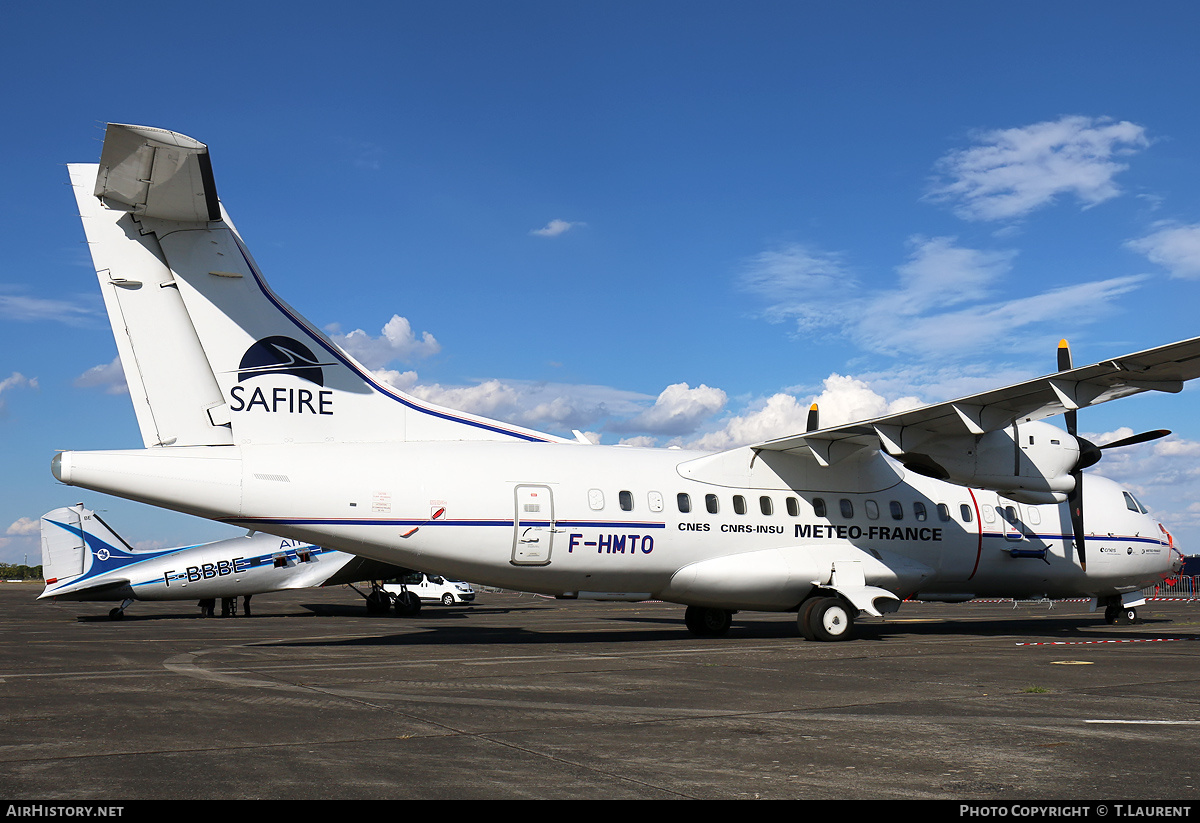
[39,504,138,593]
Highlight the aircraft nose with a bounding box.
[1158,524,1183,573]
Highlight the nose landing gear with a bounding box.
[1104,604,1139,625]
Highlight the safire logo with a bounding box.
[238,336,328,386]
[229,336,336,416]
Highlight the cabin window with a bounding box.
[677,493,692,513]
[1027,506,1041,526]
[786,497,800,517]
[982,505,995,523]
[937,503,951,522]
[959,503,973,522]
[839,498,854,518]
[273,554,287,568]
[588,489,605,510]
[706,493,720,514]
[889,501,904,521]
[648,491,664,512]
[619,490,633,512]
[733,495,747,515]
[865,500,880,520]
[913,501,927,521]
[760,496,774,516]
[813,498,827,518]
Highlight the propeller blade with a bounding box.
[1099,429,1171,450]
[806,403,819,433]
[1059,340,1085,569]
[1056,338,1073,372]
[1058,339,1079,438]
[1069,471,1086,571]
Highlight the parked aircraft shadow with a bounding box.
[264,610,1182,648]
[66,602,549,622]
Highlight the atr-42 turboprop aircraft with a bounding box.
[53,123,1198,640]
[39,503,413,619]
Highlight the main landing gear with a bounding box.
[683,595,858,641]
[684,605,733,636]
[798,596,855,641]
[361,582,422,617]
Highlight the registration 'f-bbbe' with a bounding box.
[54,124,1198,640]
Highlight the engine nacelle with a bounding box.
[896,419,1079,504]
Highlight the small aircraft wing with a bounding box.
[753,335,1200,465]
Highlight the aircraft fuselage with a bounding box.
[52,438,1177,611]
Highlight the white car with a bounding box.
[384,573,476,606]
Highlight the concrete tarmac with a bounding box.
[2,583,1199,800]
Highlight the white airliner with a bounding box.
[52,123,1198,640]
[39,503,413,619]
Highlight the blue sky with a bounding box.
[4,1,1200,564]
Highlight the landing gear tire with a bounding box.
[394,591,422,617]
[108,607,125,621]
[799,596,855,642]
[1105,605,1139,625]
[441,593,455,606]
[366,591,391,615]
[798,597,825,640]
[684,605,732,636]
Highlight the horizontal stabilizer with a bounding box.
[39,578,135,602]
[94,124,219,222]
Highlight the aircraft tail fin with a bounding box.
[70,123,563,448]
[39,504,136,593]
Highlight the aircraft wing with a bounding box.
[753,335,1200,465]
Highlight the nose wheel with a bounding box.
[1104,605,1139,625]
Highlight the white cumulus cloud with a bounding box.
[686,374,921,452]
[6,517,38,536]
[614,383,727,436]
[0,372,38,411]
[328,315,441,369]
[73,359,127,395]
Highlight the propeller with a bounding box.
[806,403,820,433]
[1055,339,1171,570]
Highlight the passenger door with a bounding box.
[512,485,555,565]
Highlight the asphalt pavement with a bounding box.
[3,583,1199,801]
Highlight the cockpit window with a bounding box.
[1123,491,1148,514]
